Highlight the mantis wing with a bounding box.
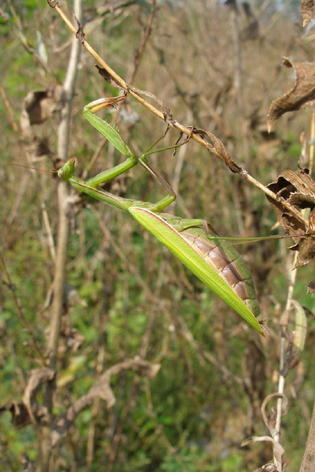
[130,207,263,335]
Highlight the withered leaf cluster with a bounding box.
[267,168,315,268]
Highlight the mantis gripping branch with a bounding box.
[58,97,264,336]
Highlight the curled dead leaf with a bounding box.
[20,87,63,139]
[24,87,63,124]
[0,369,55,428]
[268,59,315,131]
[253,462,281,472]
[96,65,127,90]
[241,434,284,472]
[23,368,55,424]
[266,167,315,268]
[188,127,241,173]
[242,393,286,471]
[0,401,31,428]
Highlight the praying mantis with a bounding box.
[58,97,264,335]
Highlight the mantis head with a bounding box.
[58,158,76,181]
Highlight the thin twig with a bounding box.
[274,251,297,449]
[128,0,157,84]
[41,202,56,261]
[0,82,19,132]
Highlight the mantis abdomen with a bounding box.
[180,227,260,319]
[130,207,262,333]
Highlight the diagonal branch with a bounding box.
[47,1,308,227]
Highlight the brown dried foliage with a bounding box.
[1,1,315,471]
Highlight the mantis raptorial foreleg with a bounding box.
[58,97,264,335]
[76,98,184,198]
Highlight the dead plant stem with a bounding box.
[42,0,82,470]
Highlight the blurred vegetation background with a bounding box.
[1,0,315,470]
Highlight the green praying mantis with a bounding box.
[58,97,264,335]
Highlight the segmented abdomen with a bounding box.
[180,227,260,318]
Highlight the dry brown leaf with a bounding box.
[268,59,315,131]
[0,401,31,428]
[23,368,55,424]
[0,369,55,428]
[266,168,315,268]
[96,65,125,90]
[20,87,63,139]
[189,127,241,173]
[253,462,281,472]
[301,0,314,27]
